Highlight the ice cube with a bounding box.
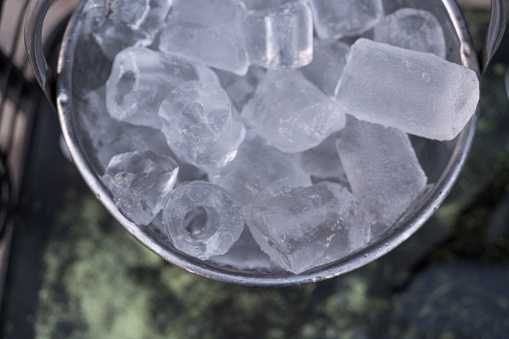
[241,0,287,10]
[162,181,244,260]
[335,39,480,141]
[308,0,384,39]
[102,150,179,225]
[106,47,219,129]
[244,1,313,69]
[335,116,427,237]
[242,70,346,153]
[300,39,350,98]
[159,81,246,174]
[215,66,266,111]
[83,0,173,59]
[210,227,282,271]
[243,182,371,274]
[285,134,349,186]
[374,8,446,59]
[210,135,312,205]
[159,0,249,75]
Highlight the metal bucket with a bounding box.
[25,0,508,286]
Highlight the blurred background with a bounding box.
[1,0,508,338]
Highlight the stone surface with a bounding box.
[102,150,179,225]
[308,0,384,39]
[242,70,346,153]
[300,39,350,98]
[335,39,480,141]
[210,134,312,205]
[159,81,246,174]
[243,182,371,274]
[162,181,244,260]
[159,0,249,75]
[244,1,313,69]
[335,116,427,237]
[374,8,446,58]
[106,47,218,129]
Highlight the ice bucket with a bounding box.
[25,0,508,286]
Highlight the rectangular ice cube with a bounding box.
[335,117,427,237]
[243,182,371,274]
[159,0,249,75]
[335,39,480,141]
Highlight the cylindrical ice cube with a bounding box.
[335,39,480,141]
[308,0,384,39]
[162,181,244,260]
[244,1,313,69]
[106,47,218,129]
[159,81,246,174]
[374,8,446,59]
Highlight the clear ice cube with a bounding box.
[159,81,246,174]
[159,0,249,75]
[308,0,384,39]
[242,70,346,153]
[244,1,313,69]
[335,39,480,141]
[243,182,371,274]
[106,47,219,129]
[241,0,287,10]
[210,134,312,205]
[83,0,173,60]
[374,8,446,59]
[214,66,266,111]
[335,116,427,237]
[286,134,349,186]
[300,39,350,98]
[102,150,179,225]
[210,227,282,271]
[162,181,244,260]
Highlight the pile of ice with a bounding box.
[81,0,480,274]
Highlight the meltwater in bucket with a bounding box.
[26,0,502,286]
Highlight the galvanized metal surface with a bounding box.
[24,0,509,286]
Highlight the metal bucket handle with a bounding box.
[24,0,509,103]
